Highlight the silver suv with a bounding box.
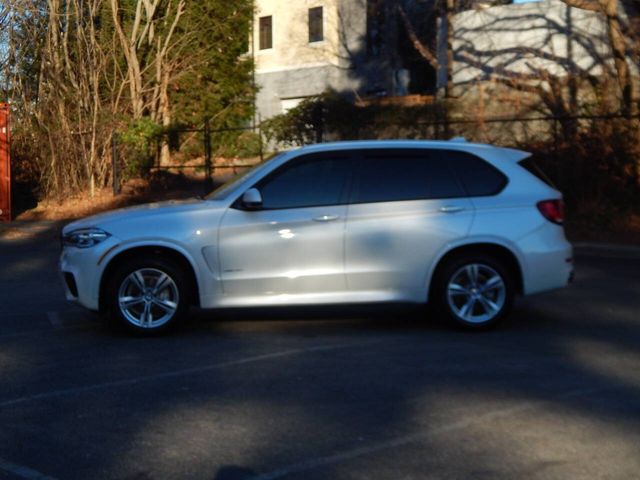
[60,140,573,333]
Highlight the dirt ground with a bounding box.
[13,173,215,222]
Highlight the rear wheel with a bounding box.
[108,256,190,334]
[434,254,514,330]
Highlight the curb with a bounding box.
[0,220,64,243]
[0,220,62,230]
[573,242,640,258]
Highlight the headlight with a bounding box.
[62,228,111,248]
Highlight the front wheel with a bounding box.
[434,255,514,330]
[108,256,190,334]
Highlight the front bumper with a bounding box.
[59,237,120,311]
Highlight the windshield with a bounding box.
[205,153,285,200]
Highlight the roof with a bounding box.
[288,139,530,162]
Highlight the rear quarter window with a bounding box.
[352,150,465,204]
[518,157,557,188]
[442,150,508,196]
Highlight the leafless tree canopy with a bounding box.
[1,0,253,199]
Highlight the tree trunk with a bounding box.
[445,0,455,98]
[559,0,635,115]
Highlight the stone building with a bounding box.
[251,0,634,122]
[251,0,439,120]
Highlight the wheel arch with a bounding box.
[98,244,200,312]
[427,242,524,301]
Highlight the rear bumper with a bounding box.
[519,228,574,295]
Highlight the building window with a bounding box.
[259,16,273,50]
[308,7,323,43]
[367,0,385,57]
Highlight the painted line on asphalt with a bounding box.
[0,339,380,409]
[0,457,58,480]
[250,386,615,480]
[46,311,62,328]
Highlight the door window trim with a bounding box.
[347,149,469,205]
[232,152,356,211]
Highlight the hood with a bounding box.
[62,198,218,235]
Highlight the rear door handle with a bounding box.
[313,215,339,222]
[440,206,465,213]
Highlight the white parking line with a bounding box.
[0,339,380,409]
[250,386,614,480]
[0,457,58,480]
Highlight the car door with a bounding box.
[345,148,474,300]
[218,152,354,298]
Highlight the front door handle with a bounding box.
[313,215,339,222]
[440,205,465,213]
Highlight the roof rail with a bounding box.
[449,137,467,142]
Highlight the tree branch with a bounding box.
[397,5,439,70]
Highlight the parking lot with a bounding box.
[0,223,639,480]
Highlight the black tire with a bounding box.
[432,254,514,330]
[107,255,191,335]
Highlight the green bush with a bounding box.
[261,91,449,146]
[213,130,263,158]
[120,118,163,178]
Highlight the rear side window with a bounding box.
[518,157,556,188]
[352,150,465,204]
[444,151,508,196]
[257,154,352,209]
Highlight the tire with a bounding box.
[107,255,190,335]
[433,254,514,330]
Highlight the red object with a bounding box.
[537,199,565,225]
[0,103,10,222]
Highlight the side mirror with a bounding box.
[241,188,263,210]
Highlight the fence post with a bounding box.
[258,114,264,162]
[203,117,213,191]
[112,132,120,195]
[314,101,323,143]
[553,118,559,161]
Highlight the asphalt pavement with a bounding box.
[0,222,639,480]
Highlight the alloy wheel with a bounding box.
[117,268,179,329]
[446,263,506,324]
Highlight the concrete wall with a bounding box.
[449,0,612,87]
[253,0,403,120]
[254,0,359,119]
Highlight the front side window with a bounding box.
[257,154,352,209]
[259,16,273,50]
[352,150,464,204]
[309,7,324,43]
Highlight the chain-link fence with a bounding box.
[111,113,640,219]
[112,121,265,196]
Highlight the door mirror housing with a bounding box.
[241,188,263,210]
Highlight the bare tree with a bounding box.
[0,3,9,79]
[558,0,635,115]
[397,0,636,114]
[110,0,187,165]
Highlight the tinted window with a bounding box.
[518,157,556,188]
[445,151,507,196]
[257,155,351,209]
[353,151,464,203]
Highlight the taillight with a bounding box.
[537,199,565,225]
